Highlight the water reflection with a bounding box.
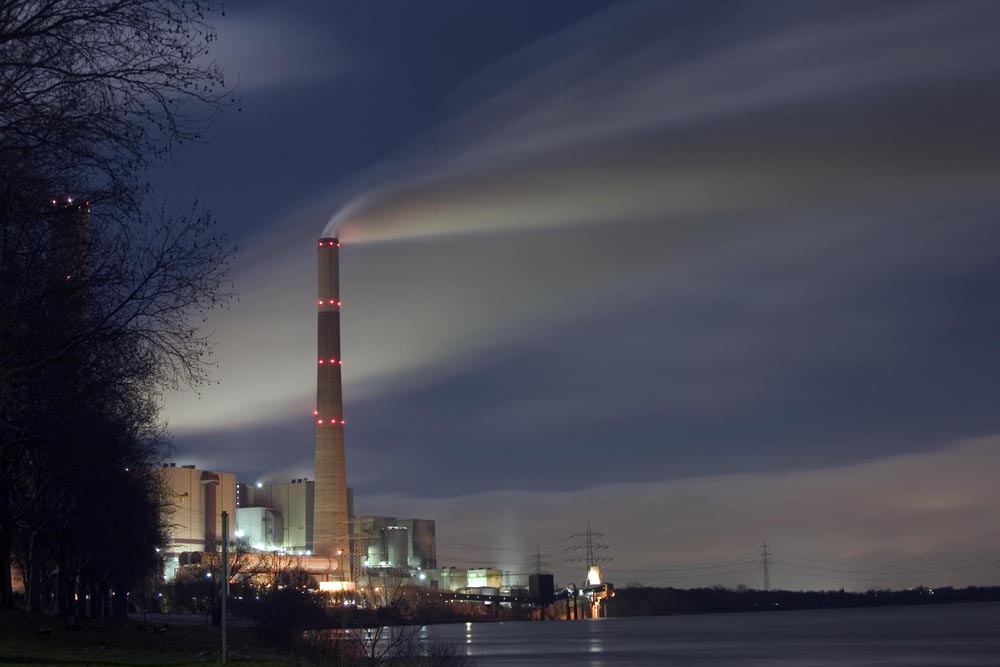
[588,633,605,667]
[420,603,1000,667]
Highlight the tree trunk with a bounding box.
[25,532,38,614]
[0,487,13,610]
[57,566,72,617]
[113,581,128,618]
[94,580,105,619]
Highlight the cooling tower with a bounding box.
[313,237,351,577]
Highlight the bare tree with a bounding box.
[0,0,228,196]
[296,574,479,666]
[347,574,429,664]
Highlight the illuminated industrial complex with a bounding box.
[155,237,612,615]
[159,238,442,588]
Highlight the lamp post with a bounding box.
[221,511,229,664]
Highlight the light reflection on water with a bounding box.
[422,602,1000,667]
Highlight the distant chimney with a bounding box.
[314,237,351,577]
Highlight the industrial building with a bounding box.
[399,518,437,569]
[159,463,237,577]
[354,516,437,572]
[236,478,315,552]
[160,463,444,586]
[406,567,506,593]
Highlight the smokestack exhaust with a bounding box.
[314,237,351,577]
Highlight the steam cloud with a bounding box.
[328,1,1000,243]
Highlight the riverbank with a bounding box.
[0,610,292,667]
[606,584,1000,617]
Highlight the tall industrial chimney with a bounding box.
[314,237,351,577]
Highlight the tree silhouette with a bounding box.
[0,0,232,612]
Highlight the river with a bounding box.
[419,602,1000,666]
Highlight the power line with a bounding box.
[773,562,902,585]
[615,559,760,573]
[772,557,999,576]
[770,552,993,569]
[436,535,576,551]
[535,546,553,575]
[771,561,998,582]
[635,567,761,582]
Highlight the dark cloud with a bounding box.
[341,209,1000,496]
[359,436,1000,590]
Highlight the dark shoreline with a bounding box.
[603,584,1000,619]
[323,585,1000,626]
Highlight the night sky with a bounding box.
[158,1,1000,589]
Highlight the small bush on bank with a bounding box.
[294,628,478,667]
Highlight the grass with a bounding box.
[0,611,295,667]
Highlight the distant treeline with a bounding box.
[607,585,1000,617]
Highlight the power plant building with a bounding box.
[156,238,443,588]
[354,515,437,571]
[399,519,437,569]
[236,506,283,550]
[236,478,314,552]
[159,463,237,575]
